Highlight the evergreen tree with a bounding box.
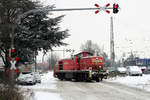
[0,0,69,71]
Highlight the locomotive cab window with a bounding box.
[59,61,63,70]
[86,53,92,57]
[77,54,83,58]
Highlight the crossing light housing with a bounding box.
[11,49,17,58]
[113,4,119,14]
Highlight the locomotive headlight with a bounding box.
[92,58,102,63]
[92,72,96,74]
[89,67,92,70]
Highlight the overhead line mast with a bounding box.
[110,16,115,67]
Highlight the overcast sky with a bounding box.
[38,0,150,62]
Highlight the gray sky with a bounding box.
[38,0,150,62]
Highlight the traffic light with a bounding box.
[113,4,119,14]
[11,48,17,58]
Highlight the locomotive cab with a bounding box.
[75,52,93,58]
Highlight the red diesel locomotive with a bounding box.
[53,51,107,82]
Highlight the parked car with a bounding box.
[17,72,36,85]
[117,67,127,74]
[144,66,150,74]
[33,72,41,83]
[126,66,142,76]
[139,66,146,73]
[108,67,117,74]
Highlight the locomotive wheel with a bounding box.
[75,73,83,82]
[76,76,81,82]
[58,73,64,80]
[58,77,63,80]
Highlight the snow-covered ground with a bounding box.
[33,71,62,100]
[34,92,61,100]
[106,74,150,92]
[20,71,62,100]
[20,72,150,100]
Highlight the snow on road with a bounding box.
[34,92,62,100]
[106,74,150,92]
[33,71,62,100]
[20,71,150,100]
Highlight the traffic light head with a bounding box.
[113,4,119,14]
[11,48,17,58]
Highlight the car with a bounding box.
[17,72,36,85]
[126,66,142,76]
[144,66,150,74]
[117,67,127,74]
[139,66,146,73]
[33,72,41,83]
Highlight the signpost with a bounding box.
[8,56,19,74]
[94,3,110,14]
[8,48,18,82]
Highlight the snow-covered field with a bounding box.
[106,74,150,92]
[20,72,150,100]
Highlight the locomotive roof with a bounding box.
[82,56,103,59]
[74,51,93,56]
[58,51,94,61]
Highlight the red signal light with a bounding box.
[115,5,118,8]
[11,48,15,53]
[113,4,119,14]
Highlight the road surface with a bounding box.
[32,80,150,100]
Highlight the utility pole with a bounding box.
[110,16,115,67]
[10,26,15,82]
[34,50,37,72]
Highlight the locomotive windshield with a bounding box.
[75,52,93,58]
[86,53,92,57]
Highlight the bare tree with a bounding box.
[80,40,111,67]
[47,53,59,70]
[80,40,103,56]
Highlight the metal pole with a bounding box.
[63,49,65,58]
[46,7,113,12]
[34,51,37,72]
[110,16,115,67]
[42,52,45,63]
[10,25,16,82]
[19,7,113,17]
[51,51,53,70]
[16,6,114,24]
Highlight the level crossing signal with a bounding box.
[8,48,19,74]
[113,4,119,14]
[11,48,17,58]
[8,57,19,73]
[94,3,110,14]
[94,3,119,14]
